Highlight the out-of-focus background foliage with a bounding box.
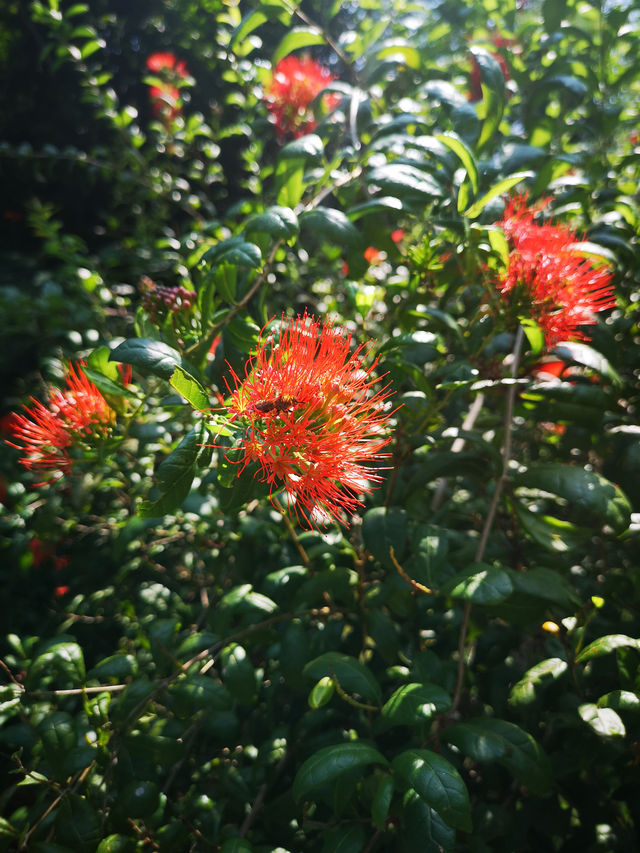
[1,0,640,849]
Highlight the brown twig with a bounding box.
[389,546,433,595]
[450,326,525,714]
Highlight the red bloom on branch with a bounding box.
[6,363,115,482]
[146,52,189,122]
[496,196,616,349]
[222,313,394,527]
[265,56,340,140]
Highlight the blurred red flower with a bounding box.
[222,313,394,527]
[265,56,340,140]
[146,52,189,121]
[364,246,383,265]
[6,363,115,482]
[496,196,616,349]
[391,229,405,244]
[469,36,514,102]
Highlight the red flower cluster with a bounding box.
[223,313,394,527]
[6,363,116,483]
[146,52,189,122]
[496,196,616,348]
[265,56,340,140]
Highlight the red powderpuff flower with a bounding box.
[6,363,115,482]
[146,53,189,121]
[265,56,340,140]
[391,229,405,244]
[364,246,384,265]
[222,313,394,527]
[496,196,616,349]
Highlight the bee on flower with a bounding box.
[495,195,616,349]
[220,313,395,528]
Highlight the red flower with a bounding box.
[146,53,189,122]
[54,585,71,598]
[391,229,405,244]
[222,313,394,527]
[496,196,616,349]
[265,56,340,140]
[6,363,115,482]
[364,246,384,265]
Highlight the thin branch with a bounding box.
[450,326,525,714]
[389,546,433,595]
[431,391,486,511]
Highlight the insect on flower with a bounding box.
[217,313,396,528]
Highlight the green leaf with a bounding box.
[220,643,256,705]
[441,563,513,605]
[514,464,631,534]
[597,690,640,713]
[230,5,289,50]
[273,27,325,64]
[223,314,261,354]
[168,676,232,718]
[202,237,262,269]
[139,425,203,518]
[578,703,625,738]
[511,500,583,553]
[220,840,254,853]
[367,163,444,200]
[303,652,382,703]
[299,207,362,249]
[391,749,472,832]
[382,683,451,725]
[110,338,181,380]
[470,46,506,149]
[576,634,640,663]
[348,196,404,220]
[362,506,408,568]
[280,133,324,161]
[321,825,366,853]
[275,158,305,207]
[169,366,210,411]
[436,132,478,196]
[442,718,552,795]
[508,567,580,607]
[400,790,456,853]
[293,743,388,801]
[29,638,86,687]
[509,658,568,706]
[371,775,394,830]
[246,205,299,240]
[464,172,531,219]
[552,342,622,387]
[55,794,101,853]
[89,654,138,681]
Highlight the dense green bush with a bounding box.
[1,0,640,850]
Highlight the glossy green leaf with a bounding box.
[391,749,471,832]
[514,464,631,534]
[303,652,382,703]
[368,163,444,200]
[280,133,324,161]
[509,658,568,706]
[29,638,86,686]
[138,425,203,518]
[89,654,138,681]
[55,794,101,853]
[202,237,262,269]
[246,205,299,239]
[230,5,289,49]
[273,27,324,64]
[436,132,478,196]
[552,342,622,387]
[400,790,456,853]
[362,506,408,568]
[110,338,182,380]
[169,366,209,411]
[382,683,451,725]
[508,567,580,607]
[293,742,388,801]
[597,690,640,712]
[371,774,395,829]
[299,207,362,249]
[576,634,640,663]
[220,643,256,705]
[464,172,530,218]
[470,47,506,149]
[321,824,366,853]
[441,563,513,604]
[578,703,625,737]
